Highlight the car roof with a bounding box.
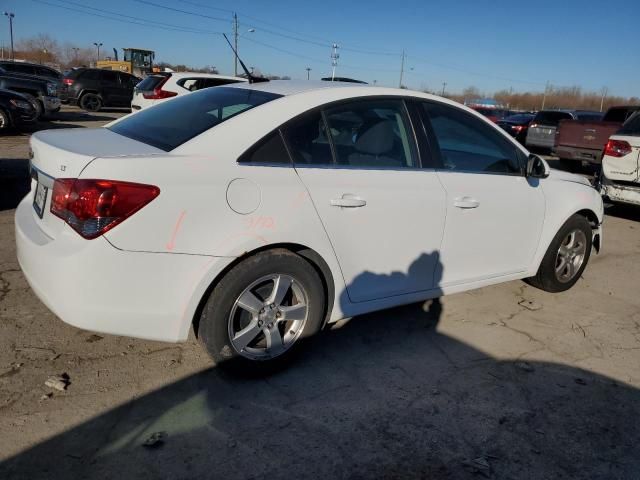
[224,79,379,96]
[162,72,246,81]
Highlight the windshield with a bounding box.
[532,111,573,126]
[617,112,640,136]
[109,87,281,151]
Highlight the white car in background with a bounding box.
[131,72,246,111]
[16,81,603,369]
[599,112,640,206]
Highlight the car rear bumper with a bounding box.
[602,182,640,206]
[15,194,228,342]
[554,146,602,164]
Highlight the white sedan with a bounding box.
[16,81,603,367]
[130,71,246,111]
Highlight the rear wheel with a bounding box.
[0,108,10,131]
[198,249,325,370]
[527,214,592,292]
[80,93,102,112]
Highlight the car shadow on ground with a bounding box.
[605,203,640,222]
[1,252,638,479]
[49,110,121,123]
[0,159,30,211]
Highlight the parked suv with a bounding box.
[61,68,140,111]
[0,61,62,82]
[526,110,601,151]
[131,72,245,111]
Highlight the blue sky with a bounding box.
[2,0,639,97]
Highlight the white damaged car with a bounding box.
[16,81,603,367]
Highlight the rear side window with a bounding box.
[4,63,35,75]
[101,71,118,83]
[282,112,333,165]
[109,87,281,151]
[532,111,573,126]
[136,75,168,91]
[79,70,101,81]
[199,78,242,89]
[239,132,290,164]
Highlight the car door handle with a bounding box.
[453,197,480,209]
[330,195,367,208]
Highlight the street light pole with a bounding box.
[72,47,80,65]
[441,82,447,96]
[93,42,102,63]
[306,67,311,80]
[3,12,14,61]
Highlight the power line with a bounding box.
[30,0,223,35]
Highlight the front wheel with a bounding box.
[198,249,325,369]
[527,214,593,292]
[0,108,10,131]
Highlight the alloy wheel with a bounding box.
[228,274,309,360]
[555,229,587,283]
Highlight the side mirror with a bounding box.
[526,154,550,179]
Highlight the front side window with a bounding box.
[323,99,418,168]
[423,102,521,174]
[109,87,281,151]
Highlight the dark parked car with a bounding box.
[0,61,62,82]
[61,68,140,111]
[496,113,535,143]
[0,88,37,131]
[0,71,60,119]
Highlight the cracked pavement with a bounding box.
[1,107,640,479]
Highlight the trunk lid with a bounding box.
[29,128,163,239]
[602,135,640,183]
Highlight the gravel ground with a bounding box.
[1,107,639,479]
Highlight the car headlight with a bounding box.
[9,99,33,110]
[46,82,57,96]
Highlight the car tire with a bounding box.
[80,93,102,112]
[527,214,593,293]
[198,248,325,371]
[22,94,43,119]
[0,108,11,131]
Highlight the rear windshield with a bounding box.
[604,107,638,123]
[576,112,602,121]
[617,112,640,136]
[109,87,281,151]
[532,111,573,126]
[136,74,169,91]
[504,114,533,123]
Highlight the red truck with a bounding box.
[554,105,640,168]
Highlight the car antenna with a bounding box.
[222,33,268,84]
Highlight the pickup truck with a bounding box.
[598,112,640,206]
[554,106,640,167]
[0,69,60,119]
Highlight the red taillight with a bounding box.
[50,179,160,239]
[512,125,526,133]
[62,78,74,86]
[603,139,632,158]
[142,75,177,99]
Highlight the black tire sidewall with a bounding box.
[22,94,43,119]
[538,215,593,292]
[199,249,325,367]
[0,108,10,131]
[80,93,102,112]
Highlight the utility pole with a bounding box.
[72,47,80,65]
[399,50,405,88]
[233,13,239,76]
[441,82,447,96]
[93,42,102,62]
[600,86,608,112]
[331,43,339,80]
[3,12,14,61]
[541,80,550,110]
[306,67,311,80]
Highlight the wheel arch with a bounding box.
[191,242,336,338]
